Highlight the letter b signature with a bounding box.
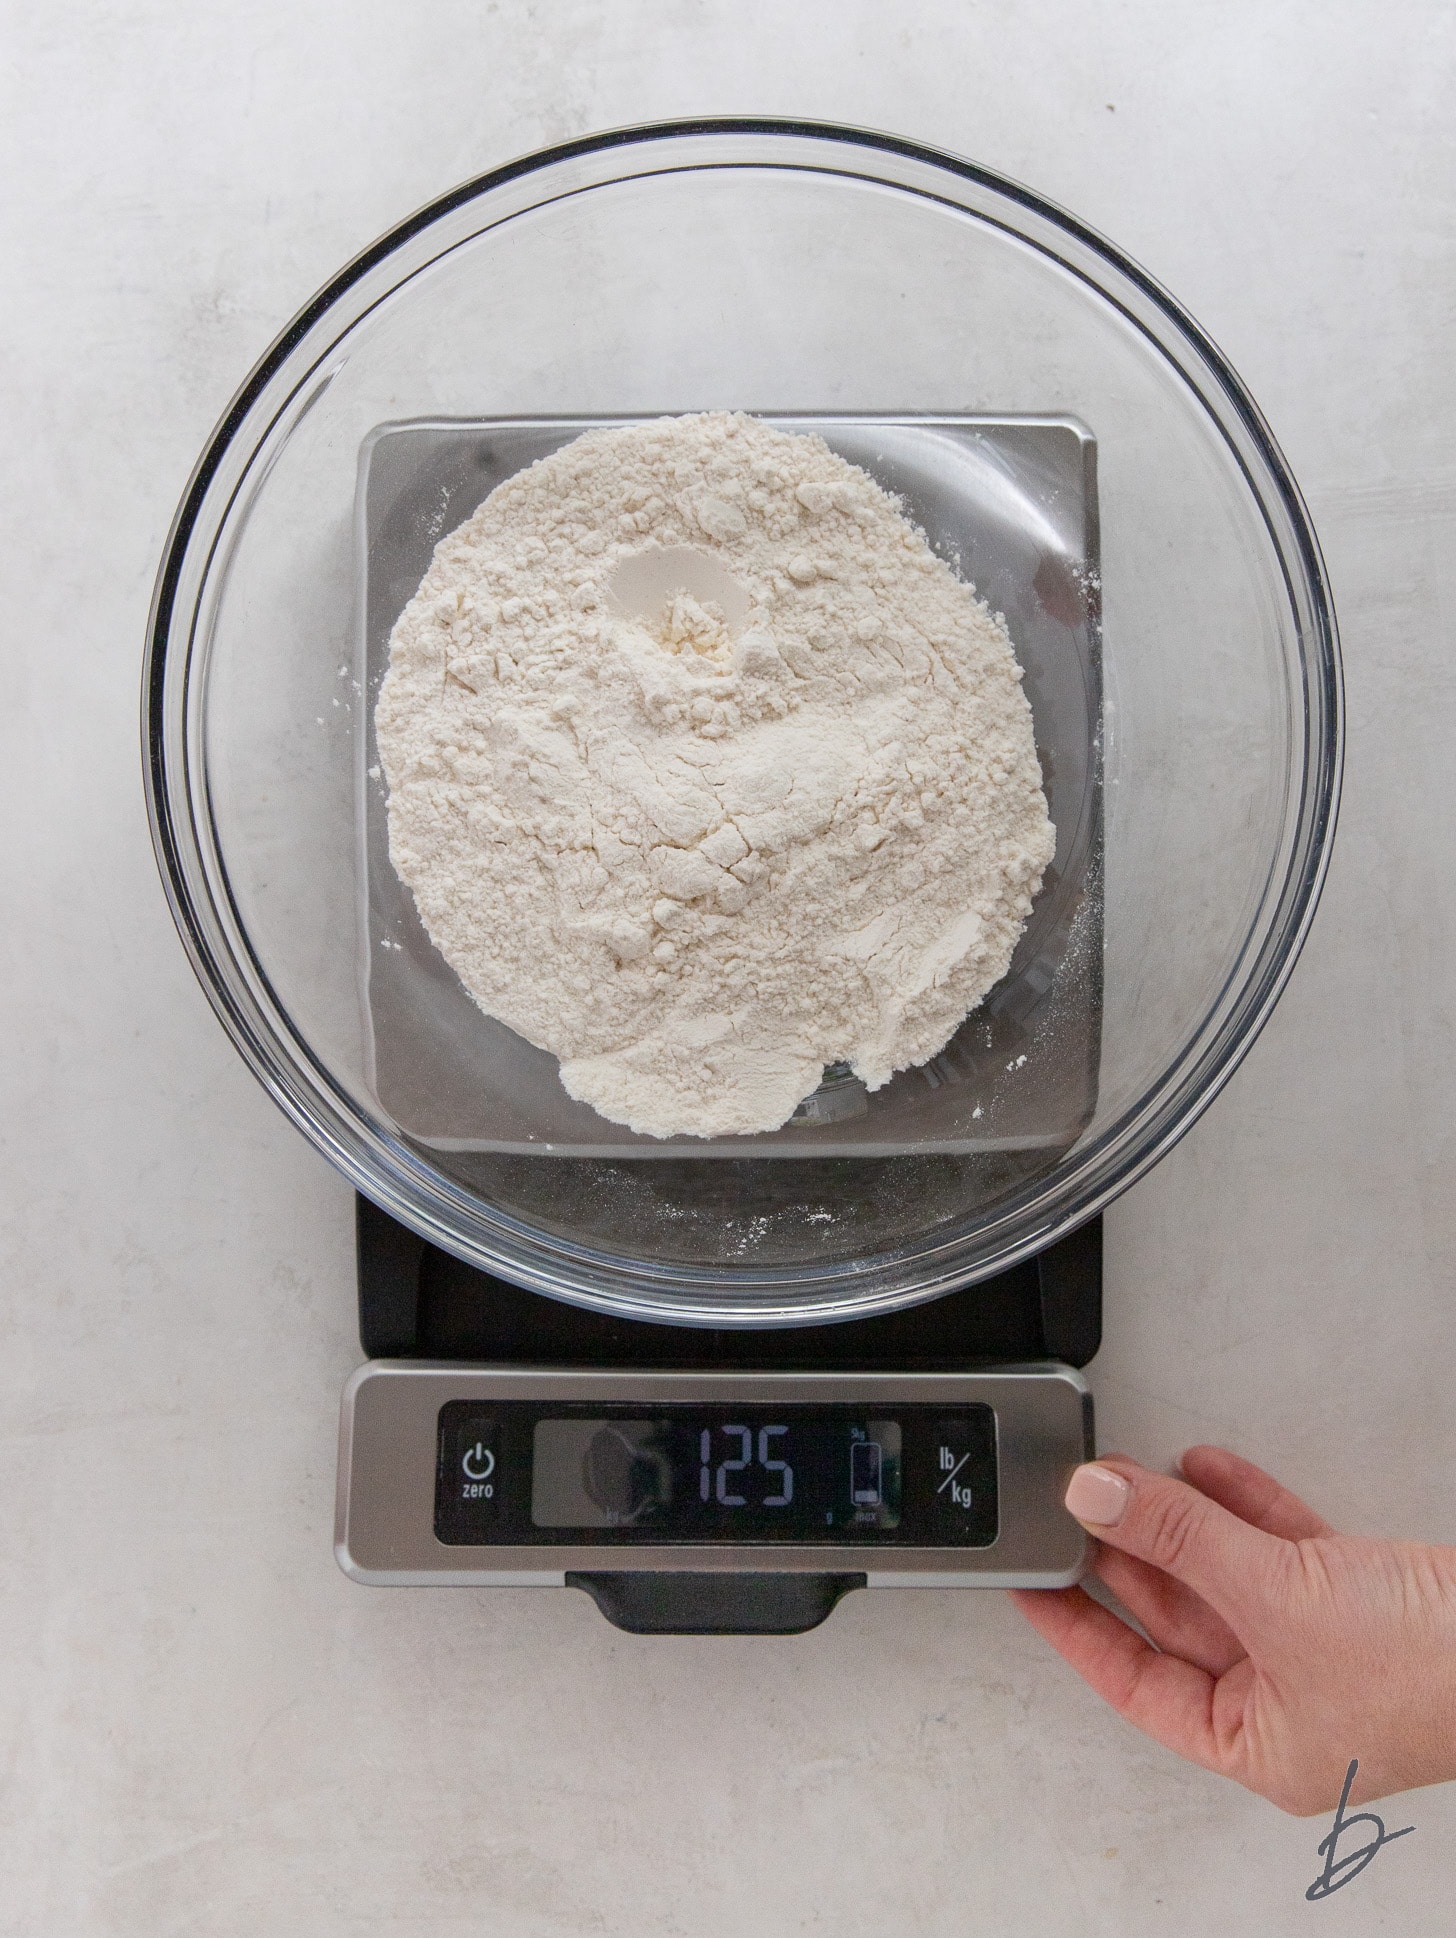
[1306,1759,1414,1901]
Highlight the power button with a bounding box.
[435,1411,503,1543]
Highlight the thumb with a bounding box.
[1065,1458,1288,1629]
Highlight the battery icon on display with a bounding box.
[850,1440,883,1507]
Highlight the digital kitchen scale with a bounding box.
[335,1197,1099,1632]
[335,410,1102,1629]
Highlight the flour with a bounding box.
[375,413,1055,1138]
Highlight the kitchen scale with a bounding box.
[336,1196,1099,1632]
[335,409,1101,1630]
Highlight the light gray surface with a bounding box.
[2,3,1453,1933]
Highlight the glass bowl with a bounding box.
[144,121,1341,1326]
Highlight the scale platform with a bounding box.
[335,1198,1099,1633]
[358,413,1101,1162]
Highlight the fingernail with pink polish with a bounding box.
[1065,1463,1132,1526]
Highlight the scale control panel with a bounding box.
[336,1366,1093,1591]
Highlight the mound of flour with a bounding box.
[375,412,1055,1138]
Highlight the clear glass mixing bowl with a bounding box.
[144,121,1341,1326]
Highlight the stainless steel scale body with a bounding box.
[335,1201,1100,1632]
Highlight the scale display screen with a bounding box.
[434,1402,998,1547]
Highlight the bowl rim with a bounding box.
[142,117,1344,1327]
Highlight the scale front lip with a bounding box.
[336,1363,1093,1589]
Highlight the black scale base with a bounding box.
[356,1195,1101,1634]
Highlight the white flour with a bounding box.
[375,413,1055,1137]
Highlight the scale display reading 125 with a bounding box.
[434,1402,998,1547]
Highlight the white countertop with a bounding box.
[3,3,1454,1931]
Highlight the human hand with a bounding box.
[1009,1446,1456,1815]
